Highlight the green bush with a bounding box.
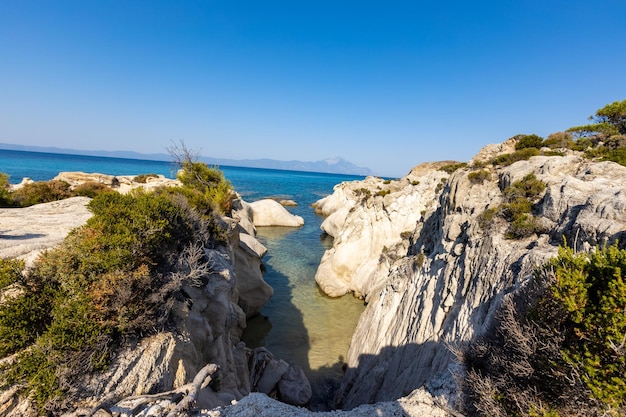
[0,258,24,289]
[490,148,540,167]
[354,188,372,198]
[440,162,468,174]
[133,173,159,183]
[602,148,626,167]
[478,174,546,239]
[548,245,626,410]
[462,244,626,417]
[0,173,15,207]
[73,181,112,198]
[376,189,390,197]
[10,180,72,207]
[468,170,491,185]
[177,162,234,214]
[543,132,575,149]
[515,134,544,150]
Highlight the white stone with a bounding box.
[248,199,304,227]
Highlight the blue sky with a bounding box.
[1,1,625,177]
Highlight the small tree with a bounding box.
[568,99,626,138]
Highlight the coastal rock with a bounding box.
[231,225,274,318]
[248,199,304,227]
[279,199,298,207]
[312,170,447,298]
[248,347,312,406]
[313,146,626,411]
[0,178,301,416]
[53,171,179,193]
[0,196,93,266]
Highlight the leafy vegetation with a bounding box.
[467,169,491,184]
[133,173,159,183]
[490,147,540,167]
[375,189,390,197]
[176,161,233,215]
[543,131,575,149]
[515,134,544,150]
[10,180,73,207]
[440,162,468,174]
[478,174,546,239]
[462,244,626,416]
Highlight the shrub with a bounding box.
[177,162,234,215]
[478,206,499,230]
[543,132,575,149]
[354,188,372,198]
[0,173,15,207]
[72,181,112,198]
[468,170,491,185]
[133,173,159,183]
[440,162,468,174]
[376,189,390,197]
[478,174,546,239]
[503,173,546,202]
[0,258,24,289]
[461,244,626,416]
[515,134,544,150]
[548,245,626,410]
[490,148,540,167]
[602,148,626,167]
[10,180,72,207]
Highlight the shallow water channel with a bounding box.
[231,169,365,409]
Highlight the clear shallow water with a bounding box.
[0,149,365,405]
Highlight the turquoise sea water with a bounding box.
[0,149,364,407]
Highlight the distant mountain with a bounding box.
[0,143,373,176]
[200,156,373,176]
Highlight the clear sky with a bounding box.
[1,1,625,177]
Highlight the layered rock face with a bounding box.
[314,149,626,410]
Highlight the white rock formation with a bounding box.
[0,196,93,266]
[53,171,180,193]
[248,199,304,227]
[313,148,626,411]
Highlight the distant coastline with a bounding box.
[0,142,374,176]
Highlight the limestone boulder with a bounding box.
[248,348,312,406]
[248,199,304,227]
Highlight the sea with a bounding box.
[0,148,365,407]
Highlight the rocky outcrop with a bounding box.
[314,148,626,411]
[0,179,311,416]
[248,199,304,227]
[0,196,93,266]
[52,171,179,193]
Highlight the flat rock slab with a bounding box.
[0,197,92,265]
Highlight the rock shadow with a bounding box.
[240,240,313,399]
[336,341,455,414]
[0,232,46,240]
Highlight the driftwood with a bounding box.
[83,363,219,417]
